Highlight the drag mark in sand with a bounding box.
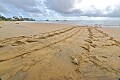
[0,26,120,80]
[0,27,80,62]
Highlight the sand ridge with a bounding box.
[0,22,120,80]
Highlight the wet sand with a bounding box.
[0,22,120,80]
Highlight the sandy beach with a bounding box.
[0,21,120,80]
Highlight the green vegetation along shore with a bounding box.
[0,15,35,21]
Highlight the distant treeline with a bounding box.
[0,15,35,21]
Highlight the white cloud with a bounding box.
[45,0,120,17]
[45,0,81,13]
[0,0,120,19]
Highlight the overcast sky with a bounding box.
[0,0,120,20]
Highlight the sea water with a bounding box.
[38,20,120,28]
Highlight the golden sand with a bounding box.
[0,22,120,80]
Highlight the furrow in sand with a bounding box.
[0,27,75,47]
[0,27,83,80]
[0,27,80,62]
[0,27,120,80]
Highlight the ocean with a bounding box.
[37,20,120,27]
